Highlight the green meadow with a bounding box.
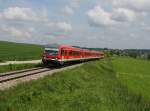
[0,57,150,111]
[0,41,43,61]
[112,57,150,100]
[0,63,43,73]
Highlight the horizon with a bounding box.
[1,40,150,50]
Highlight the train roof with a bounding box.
[45,44,102,53]
[60,45,81,51]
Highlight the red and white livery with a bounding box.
[42,45,104,65]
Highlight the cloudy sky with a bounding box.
[0,0,150,49]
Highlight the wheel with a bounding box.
[42,59,49,65]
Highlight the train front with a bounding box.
[42,45,61,65]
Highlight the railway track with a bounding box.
[0,67,51,83]
[0,63,83,90]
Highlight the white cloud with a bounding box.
[0,25,34,37]
[48,22,72,32]
[0,7,48,22]
[87,6,143,27]
[70,0,81,8]
[87,6,116,26]
[112,8,137,22]
[62,6,74,16]
[111,0,150,11]
[62,0,81,16]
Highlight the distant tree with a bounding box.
[128,53,137,58]
[147,54,150,60]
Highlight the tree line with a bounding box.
[103,48,150,60]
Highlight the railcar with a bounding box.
[42,45,104,65]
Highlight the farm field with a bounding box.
[0,41,43,61]
[0,57,150,111]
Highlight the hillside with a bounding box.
[0,57,150,111]
[0,41,43,61]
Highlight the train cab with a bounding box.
[43,48,59,59]
[42,45,61,65]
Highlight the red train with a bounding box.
[42,45,104,65]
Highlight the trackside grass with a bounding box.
[0,58,150,111]
[0,63,43,73]
[0,41,43,61]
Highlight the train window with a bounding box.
[73,51,79,56]
[45,50,58,56]
[69,51,80,56]
[73,51,76,56]
[69,51,72,56]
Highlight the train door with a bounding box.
[61,49,65,60]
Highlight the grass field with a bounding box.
[0,57,150,111]
[0,63,43,73]
[112,57,150,100]
[0,41,43,61]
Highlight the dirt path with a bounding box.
[0,60,41,66]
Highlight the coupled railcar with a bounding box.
[42,45,104,65]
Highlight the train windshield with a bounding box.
[45,48,59,56]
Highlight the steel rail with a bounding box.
[0,62,84,85]
[0,67,44,77]
[0,68,51,83]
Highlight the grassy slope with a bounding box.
[112,57,150,100]
[0,41,43,61]
[0,58,150,111]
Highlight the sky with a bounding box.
[0,0,150,49]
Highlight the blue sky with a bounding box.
[0,0,150,49]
